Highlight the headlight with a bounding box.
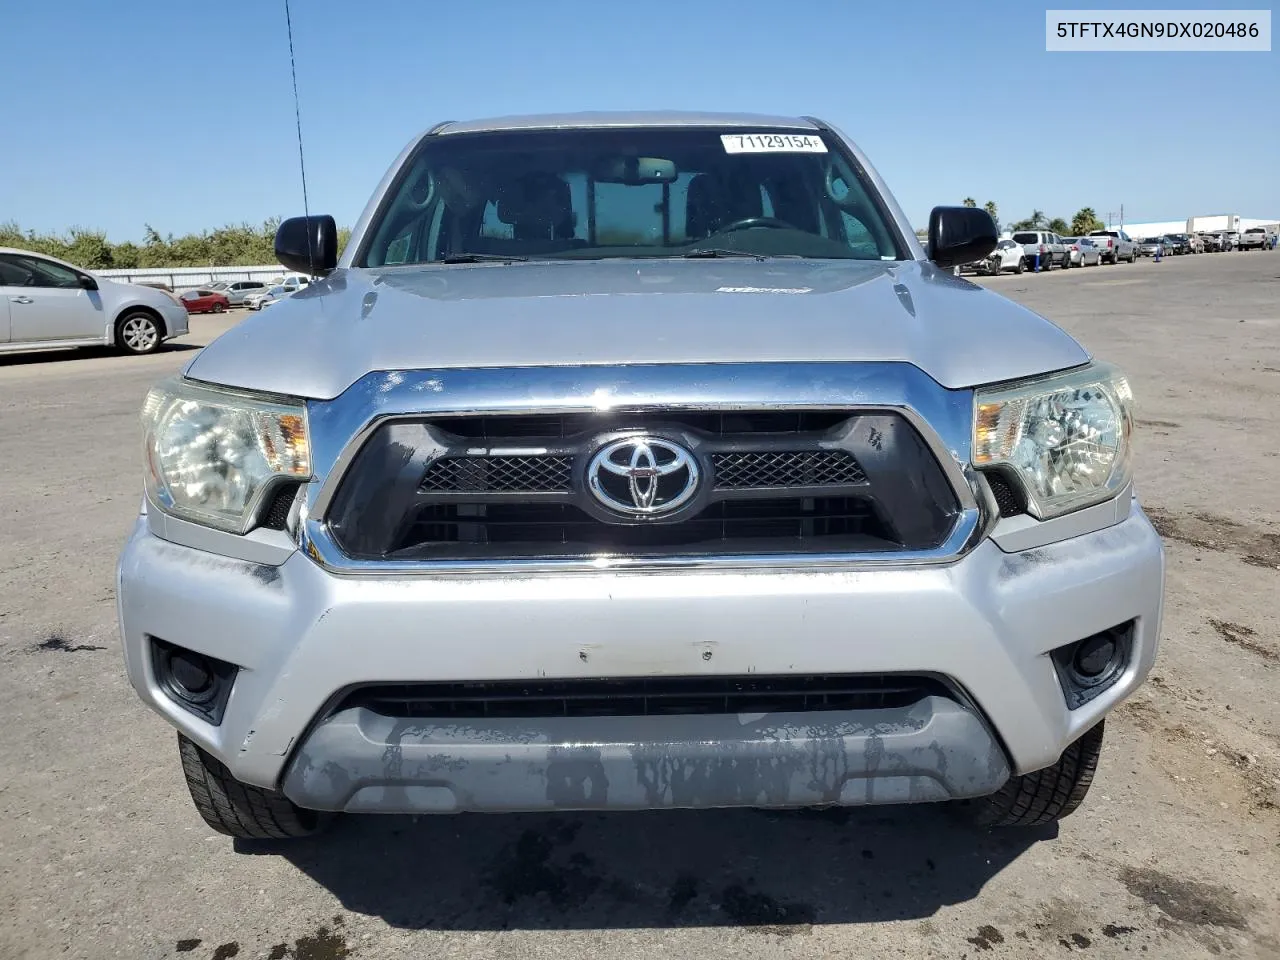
[974,362,1133,519]
[142,377,310,532]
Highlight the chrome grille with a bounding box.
[325,410,961,561]
[712,450,866,489]
[420,455,573,493]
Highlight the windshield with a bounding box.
[357,127,907,266]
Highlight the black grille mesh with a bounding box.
[259,483,299,530]
[712,450,866,489]
[400,497,881,554]
[421,455,574,493]
[984,472,1026,517]
[337,674,952,719]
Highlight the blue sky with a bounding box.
[1,0,1274,240]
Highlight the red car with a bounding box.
[179,289,230,314]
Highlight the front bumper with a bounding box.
[118,499,1164,813]
[284,698,1010,813]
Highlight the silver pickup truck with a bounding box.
[118,111,1165,840]
[1087,230,1137,264]
[1238,227,1270,250]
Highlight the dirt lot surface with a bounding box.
[1,252,1277,960]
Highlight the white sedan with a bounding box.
[1062,237,1103,267]
[980,239,1026,275]
[244,284,292,311]
[0,246,190,356]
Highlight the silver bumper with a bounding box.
[117,499,1164,810]
[281,698,1010,813]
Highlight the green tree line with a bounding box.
[958,200,1107,236]
[0,221,351,270]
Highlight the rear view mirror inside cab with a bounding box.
[592,156,677,185]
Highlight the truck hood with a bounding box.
[185,259,1089,399]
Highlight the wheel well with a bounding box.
[114,306,167,342]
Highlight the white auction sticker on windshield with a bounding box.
[721,133,827,154]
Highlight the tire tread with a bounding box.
[972,721,1104,827]
[177,734,325,840]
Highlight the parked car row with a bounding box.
[177,274,312,311]
[978,228,1134,275]
[1135,228,1275,256]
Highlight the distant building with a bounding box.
[1122,214,1279,239]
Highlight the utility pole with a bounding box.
[1106,207,1124,229]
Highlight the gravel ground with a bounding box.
[1,251,1277,960]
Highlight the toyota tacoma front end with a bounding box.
[118,112,1164,838]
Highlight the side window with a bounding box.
[480,201,513,240]
[384,210,433,264]
[839,212,878,259]
[384,229,414,265]
[0,254,34,285]
[16,256,81,288]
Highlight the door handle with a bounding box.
[9,296,34,304]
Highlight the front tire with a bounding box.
[116,311,163,355]
[178,735,330,840]
[1014,258,1024,274]
[968,720,1105,826]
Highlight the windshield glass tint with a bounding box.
[358,128,906,266]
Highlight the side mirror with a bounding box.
[274,215,338,277]
[78,274,99,291]
[926,206,997,268]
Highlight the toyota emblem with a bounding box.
[587,436,700,517]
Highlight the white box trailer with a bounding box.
[1186,214,1240,234]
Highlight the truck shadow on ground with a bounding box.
[238,805,1052,931]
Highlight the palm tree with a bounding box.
[962,197,977,208]
[983,201,999,231]
[1010,210,1046,231]
[1071,207,1101,235]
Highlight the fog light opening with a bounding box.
[1072,633,1118,681]
[168,652,215,701]
[1051,621,1134,710]
[151,638,238,725]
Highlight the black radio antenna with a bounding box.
[283,0,314,274]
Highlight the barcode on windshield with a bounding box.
[721,133,827,154]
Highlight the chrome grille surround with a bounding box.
[297,362,992,575]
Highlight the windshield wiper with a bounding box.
[682,248,768,260]
[440,253,529,263]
